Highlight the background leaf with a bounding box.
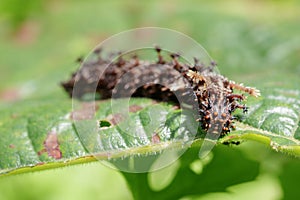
[122,144,259,200]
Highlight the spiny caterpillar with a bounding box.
[62,47,260,136]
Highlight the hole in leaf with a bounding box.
[99,120,111,128]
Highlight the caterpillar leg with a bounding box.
[230,101,248,114]
[226,94,245,101]
[229,81,260,97]
[155,46,166,64]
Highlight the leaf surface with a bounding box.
[0,88,299,176]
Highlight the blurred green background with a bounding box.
[0,0,299,199]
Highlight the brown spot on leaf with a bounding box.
[70,102,99,121]
[151,133,161,144]
[129,105,143,113]
[106,113,125,125]
[151,100,159,104]
[9,144,15,149]
[38,131,62,160]
[37,149,46,156]
[36,162,45,166]
[172,105,180,110]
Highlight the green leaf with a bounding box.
[279,159,300,199]
[122,143,259,200]
[0,88,299,178]
[0,98,92,176]
[219,89,300,156]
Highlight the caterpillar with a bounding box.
[61,46,260,136]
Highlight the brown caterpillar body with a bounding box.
[62,47,260,136]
